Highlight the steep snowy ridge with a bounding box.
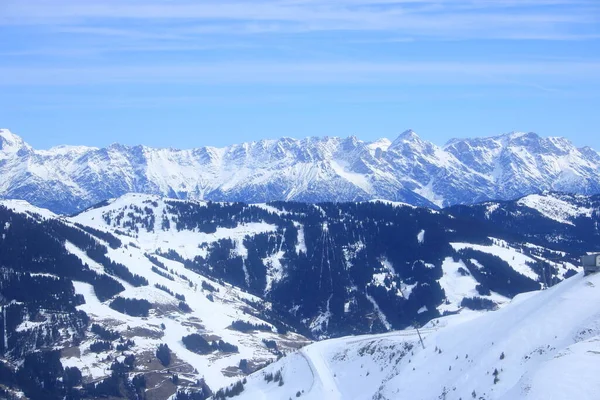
[231,271,600,400]
[1,128,600,213]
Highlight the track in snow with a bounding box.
[300,344,342,400]
[344,327,437,345]
[295,327,438,400]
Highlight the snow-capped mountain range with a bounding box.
[2,128,599,214]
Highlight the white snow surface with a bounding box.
[438,257,509,313]
[451,238,541,281]
[417,229,425,244]
[517,193,594,225]
[0,199,57,220]
[233,272,600,400]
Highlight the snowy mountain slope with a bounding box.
[1,193,598,399]
[65,193,589,339]
[229,271,600,400]
[2,128,600,214]
[445,132,600,202]
[72,192,600,337]
[516,193,596,225]
[0,200,310,399]
[448,192,600,254]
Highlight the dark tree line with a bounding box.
[230,320,272,333]
[182,334,239,355]
[109,297,152,317]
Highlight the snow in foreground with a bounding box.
[230,272,600,400]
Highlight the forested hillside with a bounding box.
[1,191,597,399]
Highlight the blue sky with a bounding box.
[1,0,599,150]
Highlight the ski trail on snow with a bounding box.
[301,343,342,400]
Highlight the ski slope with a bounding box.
[231,271,600,400]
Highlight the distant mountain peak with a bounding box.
[395,129,419,141]
[0,128,30,153]
[367,138,392,152]
[503,130,536,138]
[390,129,425,147]
[502,131,542,144]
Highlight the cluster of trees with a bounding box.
[461,297,497,311]
[173,382,213,400]
[73,223,122,249]
[0,272,82,314]
[0,269,89,358]
[171,201,456,335]
[146,254,168,270]
[0,350,83,400]
[91,323,120,341]
[201,281,218,292]
[264,369,283,385]
[262,339,278,351]
[89,340,112,353]
[181,334,239,355]
[82,354,145,399]
[85,333,134,353]
[109,297,152,317]
[116,338,135,351]
[156,343,171,366]
[213,380,245,399]
[102,203,156,233]
[152,266,175,281]
[178,301,192,313]
[447,195,600,255]
[456,250,540,298]
[154,283,186,302]
[164,200,283,233]
[44,218,147,288]
[230,320,272,333]
[93,252,148,288]
[89,274,125,303]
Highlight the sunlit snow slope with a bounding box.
[231,271,600,400]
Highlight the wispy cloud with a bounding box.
[2,0,598,40]
[1,0,598,91]
[1,61,598,86]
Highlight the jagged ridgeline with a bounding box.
[0,192,598,399]
[3,128,600,215]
